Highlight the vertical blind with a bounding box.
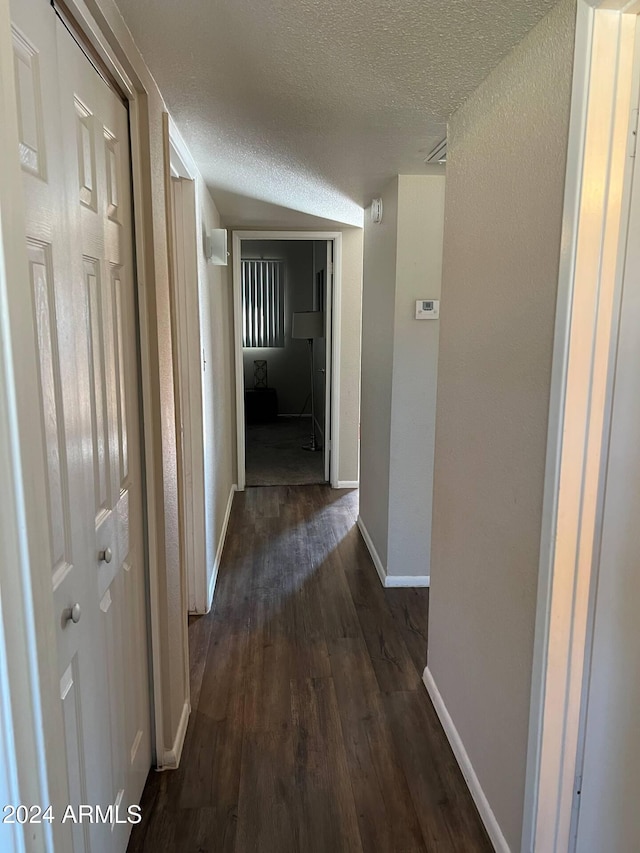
[242,260,285,348]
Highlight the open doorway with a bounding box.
[241,239,329,486]
[233,231,341,491]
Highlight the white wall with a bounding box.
[388,176,445,579]
[241,240,314,415]
[359,174,445,580]
[359,177,398,567]
[194,175,236,611]
[427,0,577,848]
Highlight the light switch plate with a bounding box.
[416,299,440,319]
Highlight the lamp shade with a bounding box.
[291,311,324,339]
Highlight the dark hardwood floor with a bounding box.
[127,486,492,853]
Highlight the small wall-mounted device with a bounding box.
[205,228,228,265]
[415,299,440,320]
[370,198,383,224]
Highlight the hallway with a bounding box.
[128,486,491,852]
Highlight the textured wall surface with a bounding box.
[428,0,577,848]
[360,177,399,564]
[387,175,445,578]
[196,179,236,608]
[241,240,315,415]
[114,0,558,224]
[360,175,445,577]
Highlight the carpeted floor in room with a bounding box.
[245,416,325,486]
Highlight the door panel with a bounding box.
[12,1,151,850]
[55,12,151,827]
[12,8,112,849]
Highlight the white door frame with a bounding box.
[323,240,333,483]
[0,0,183,788]
[166,119,209,615]
[232,230,343,490]
[523,2,640,850]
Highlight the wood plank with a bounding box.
[329,638,426,853]
[340,546,422,693]
[384,690,493,852]
[179,625,246,810]
[234,730,299,853]
[383,588,429,679]
[291,676,363,853]
[187,613,213,711]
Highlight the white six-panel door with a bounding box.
[11,1,151,850]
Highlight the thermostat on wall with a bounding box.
[415,299,440,319]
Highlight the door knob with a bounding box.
[62,603,81,626]
[98,547,113,564]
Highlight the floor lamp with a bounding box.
[292,311,324,452]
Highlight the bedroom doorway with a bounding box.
[232,232,340,490]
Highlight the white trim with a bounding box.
[322,239,332,482]
[169,175,199,613]
[423,668,510,853]
[384,575,430,588]
[232,230,343,490]
[336,480,359,489]
[168,117,196,180]
[356,516,387,586]
[356,516,429,588]
[159,700,190,770]
[205,484,236,612]
[330,234,342,489]
[523,4,640,851]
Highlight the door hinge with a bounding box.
[630,108,639,158]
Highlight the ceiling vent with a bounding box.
[424,138,447,165]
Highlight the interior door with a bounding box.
[572,107,640,852]
[324,240,333,483]
[12,6,113,851]
[11,1,150,850]
[312,239,331,482]
[55,18,151,844]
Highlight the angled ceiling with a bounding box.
[115,0,559,226]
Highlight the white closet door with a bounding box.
[55,22,151,838]
[11,1,151,851]
[11,5,113,851]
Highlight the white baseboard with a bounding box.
[206,484,236,613]
[385,574,430,588]
[336,480,359,489]
[357,517,429,588]
[160,700,190,770]
[422,667,510,853]
[357,516,387,587]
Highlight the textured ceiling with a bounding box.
[115,0,559,226]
